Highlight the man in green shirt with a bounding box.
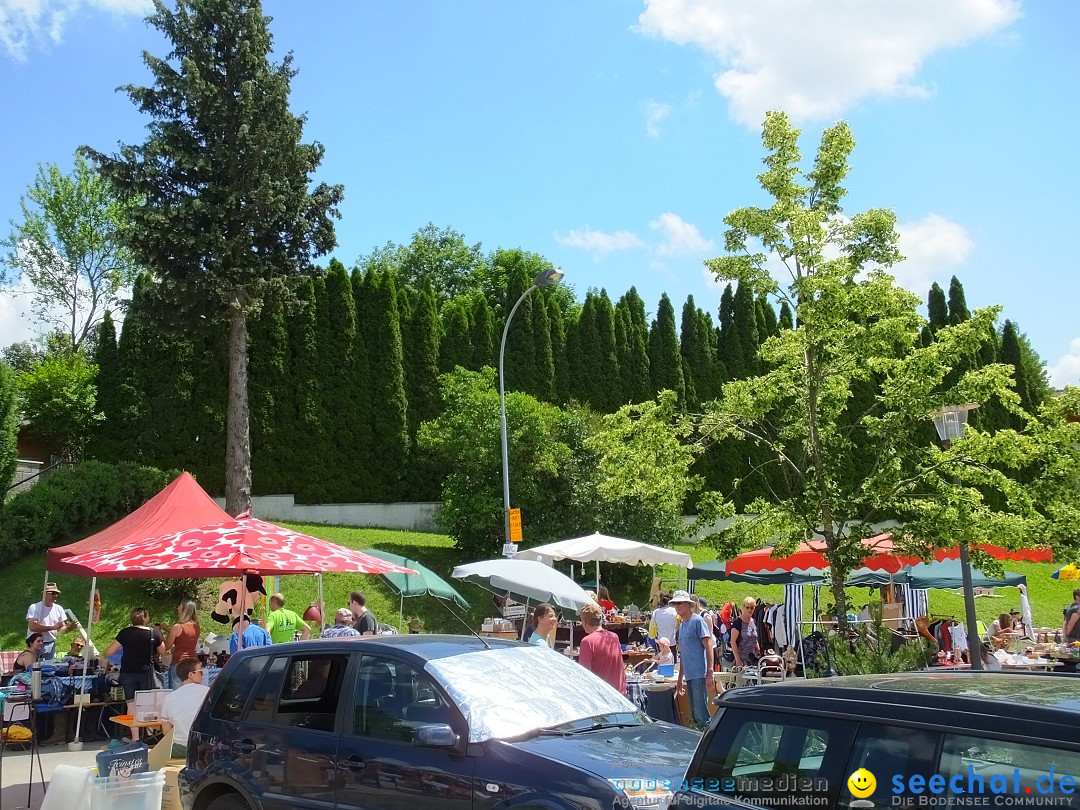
[266,593,311,644]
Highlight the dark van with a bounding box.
[178,635,700,810]
[672,672,1080,809]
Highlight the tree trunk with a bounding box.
[225,306,252,517]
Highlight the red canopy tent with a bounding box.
[47,471,231,576]
[724,533,924,575]
[59,515,417,578]
[724,532,1052,575]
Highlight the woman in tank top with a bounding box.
[164,599,200,689]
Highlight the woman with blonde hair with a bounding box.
[164,599,201,689]
[729,597,761,669]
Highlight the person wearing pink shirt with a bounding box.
[577,603,626,695]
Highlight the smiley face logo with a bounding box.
[848,768,876,798]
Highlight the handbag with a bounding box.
[149,627,167,688]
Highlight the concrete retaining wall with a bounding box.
[214,494,441,533]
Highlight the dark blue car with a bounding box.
[179,635,699,810]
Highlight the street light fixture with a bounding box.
[931,403,982,670]
[498,268,565,557]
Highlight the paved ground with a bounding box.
[0,744,100,810]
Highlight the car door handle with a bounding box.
[232,740,256,754]
[342,755,366,771]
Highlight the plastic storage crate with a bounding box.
[89,771,165,810]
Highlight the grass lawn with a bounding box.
[2,524,1073,654]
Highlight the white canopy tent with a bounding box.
[515,532,693,593]
[452,559,595,613]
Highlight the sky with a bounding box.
[1,0,1079,386]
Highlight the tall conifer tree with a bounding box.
[367,270,410,501]
[84,0,344,514]
[439,299,473,374]
[249,298,290,495]
[470,296,496,370]
[89,311,122,461]
[531,294,556,403]
[947,276,971,325]
[648,293,685,405]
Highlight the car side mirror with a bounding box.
[413,723,458,748]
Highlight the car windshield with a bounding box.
[424,645,643,742]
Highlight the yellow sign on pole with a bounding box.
[508,508,523,543]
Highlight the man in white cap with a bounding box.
[671,589,714,728]
[26,582,79,660]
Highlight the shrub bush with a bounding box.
[0,460,179,559]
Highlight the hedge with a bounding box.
[0,460,179,559]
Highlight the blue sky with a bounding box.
[2,1,1079,386]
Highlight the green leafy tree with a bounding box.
[701,112,1080,626]
[586,390,702,546]
[0,361,18,493]
[349,267,374,497]
[361,224,488,304]
[83,0,344,515]
[18,351,102,462]
[501,261,537,395]
[418,367,589,558]
[2,154,138,352]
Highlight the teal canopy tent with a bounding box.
[362,548,470,625]
[690,560,828,586]
[846,558,1025,590]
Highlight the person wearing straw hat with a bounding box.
[671,589,714,728]
[26,582,78,660]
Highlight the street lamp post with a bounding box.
[498,268,565,557]
[931,403,982,670]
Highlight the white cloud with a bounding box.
[553,227,645,257]
[892,214,974,292]
[650,212,715,256]
[0,278,43,347]
[644,100,671,138]
[1049,338,1080,389]
[0,0,150,61]
[637,0,1020,128]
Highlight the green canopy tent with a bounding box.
[846,559,1027,590]
[689,560,828,586]
[362,548,471,627]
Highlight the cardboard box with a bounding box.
[160,764,183,810]
[134,689,169,722]
[148,730,174,772]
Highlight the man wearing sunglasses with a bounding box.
[161,658,209,758]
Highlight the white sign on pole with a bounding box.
[502,543,518,558]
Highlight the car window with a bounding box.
[693,708,855,808]
[938,734,1080,808]
[209,654,267,722]
[352,655,455,742]
[243,654,349,733]
[837,725,940,809]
